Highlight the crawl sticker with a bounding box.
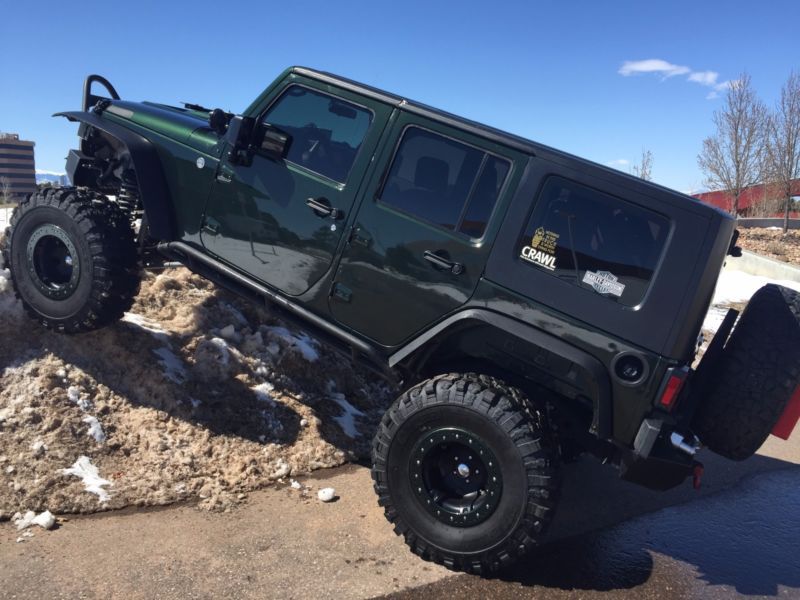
[582,270,626,297]
[520,227,560,271]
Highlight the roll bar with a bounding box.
[82,75,120,112]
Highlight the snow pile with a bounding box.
[82,416,106,443]
[67,386,92,411]
[62,456,112,503]
[317,487,336,502]
[712,270,800,305]
[121,312,169,342]
[0,206,12,229]
[702,269,800,334]
[13,509,55,531]
[264,326,320,362]
[253,382,275,402]
[0,267,392,517]
[0,236,22,316]
[30,440,47,457]
[328,381,365,439]
[152,346,187,384]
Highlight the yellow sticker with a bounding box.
[531,227,560,255]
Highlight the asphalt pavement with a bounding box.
[1,435,798,599]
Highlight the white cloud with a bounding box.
[619,58,734,100]
[688,70,719,86]
[619,59,690,78]
[606,159,629,169]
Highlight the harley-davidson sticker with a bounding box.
[520,228,560,271]
[582,270,626,297]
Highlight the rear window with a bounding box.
[518,176,669,306]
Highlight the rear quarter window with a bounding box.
[518,176,670,307]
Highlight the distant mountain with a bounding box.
[35,171,69,185]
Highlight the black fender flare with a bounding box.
[389,309,613,440]
[55,110,175,241]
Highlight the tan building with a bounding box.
[0,132,36,200]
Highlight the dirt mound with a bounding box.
[0,241,393,517]
[738,228,800,265]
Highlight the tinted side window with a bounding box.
[262,86,372,183]
[379,127,509,238]
[518,176,669,306]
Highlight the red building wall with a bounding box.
[692,179,800,217]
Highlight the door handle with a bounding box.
[423,250,464,275]
[306,197,342,219]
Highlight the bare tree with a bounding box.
[0,177,11,205]
[631,148,654,181]
[698,73,768,215]
[765,71,800,232]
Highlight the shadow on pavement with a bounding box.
[385,455,799,598]
[503,463,799,595]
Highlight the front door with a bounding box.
[330,113,525,346]
[201,80,391,296]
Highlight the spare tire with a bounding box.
[693,284,800,460]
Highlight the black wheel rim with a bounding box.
[26,224,81,300]
[410,427,502,527]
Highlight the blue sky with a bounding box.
[1,0,797,192]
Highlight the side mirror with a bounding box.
[223,117,291,166]
[223,116,256,166]
[256,124,292,161]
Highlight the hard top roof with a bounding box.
[292,66,731,220]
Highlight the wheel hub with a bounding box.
[26,224,81,300]
[409,427,502,527]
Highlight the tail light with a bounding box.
[772,385,800,440]
[658,367,689,411]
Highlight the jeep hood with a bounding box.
[99,99,220,154]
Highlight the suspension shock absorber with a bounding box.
[117,171,141,219]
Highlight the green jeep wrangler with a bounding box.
[3,68,799,573]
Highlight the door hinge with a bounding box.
[202,216,221,236]
[349,227,372,248]
[331,282,352,303]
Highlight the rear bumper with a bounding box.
[620,417,700,491]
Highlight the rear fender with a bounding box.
[390,310,613,440]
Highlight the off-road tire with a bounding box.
[371,373,559,574]
[693,284,800,460]
[1,187,140,333]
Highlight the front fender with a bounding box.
[55,110,175,241]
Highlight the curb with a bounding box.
[725,250,800,283]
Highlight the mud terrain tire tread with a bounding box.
[1,187,140,333]
[371,373,559,574]
[693,284,800,460]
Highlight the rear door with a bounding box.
[329,112,526,346]
[201,79,392,296]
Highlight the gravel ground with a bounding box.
[0,233,393,518]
